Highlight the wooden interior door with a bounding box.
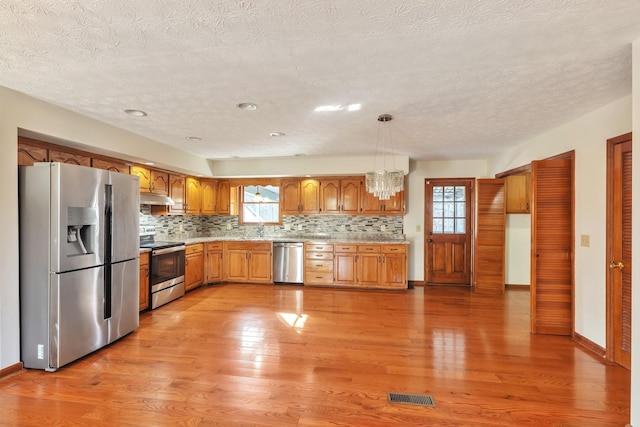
[425,179,473,285]
[606,133,632,369]
[474,179,506,294]
[530,156,574,335]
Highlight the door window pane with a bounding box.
[431,185,467,234]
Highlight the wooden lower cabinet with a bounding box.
[223,241,272,283]
[205,242,223,283]
[139,252,150,311]
[185,243,204,291]
[307,242,408,289]
[304,243,335,285]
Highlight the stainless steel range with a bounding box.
[140,226,185,309]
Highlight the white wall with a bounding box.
[0,86,212,370]
[404,159,489,281]
[630,37,639,427]
[489,95,632,349]
[505,214,531,285]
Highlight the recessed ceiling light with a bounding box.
[144,162,154,166]
[237,102,258,111]
[185,136,201,141]
[270,132,285,137]
[124,109,147,117]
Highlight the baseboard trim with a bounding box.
[0,362,24,380]
[505,284,530,290]
[573,332,606,358]
[408,280,425,287]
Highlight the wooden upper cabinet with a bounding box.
[48,149,91,167]
[505,172,531,214]
[320,178,362,214]
[217,180,231,215]
[92,158,130,174]
[361,180,405,215]
[18,140,48,166]
[200,179,218,214]
[131,166,169,195]
[185,177,201,215]
[168,174,186,214]
[282,179,302,214]
[282,178,320,214]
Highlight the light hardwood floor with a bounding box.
[0,284,631,426]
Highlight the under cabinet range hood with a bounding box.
[139,193,175,206]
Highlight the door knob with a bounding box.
[609,260,624,270]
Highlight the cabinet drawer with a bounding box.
[304,243,333,252]
[186,243,204,254]
[357,245,380,253]
[382,244,407,254]
[305,260,334,273]
[305,251,334,260]
[334,244,356,253]
[206,242,223,251]
[305,271,334,284]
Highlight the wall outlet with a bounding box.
[416,224,421,232]
[284,224,291,231]
[340,224,346,231]
[298,224,303,231]
[380,224,386,232]
[226,223,232,230]
[179,224,184,232]
[37,344,44,360]
[580,234,590,247]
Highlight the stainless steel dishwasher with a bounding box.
[273,242,304,284]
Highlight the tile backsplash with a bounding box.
[140,207,404,240]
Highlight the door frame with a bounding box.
[605,132,632,367]
[423,178,475,285]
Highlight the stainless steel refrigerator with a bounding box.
[19,162,140,371]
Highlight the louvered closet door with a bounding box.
[609,136,632,369]
[474,179,506,294]
[531,158,573,335]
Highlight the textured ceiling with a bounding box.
[2,1,640,161]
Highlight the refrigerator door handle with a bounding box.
[104,184,112,319]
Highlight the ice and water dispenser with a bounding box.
[66,207,97,256]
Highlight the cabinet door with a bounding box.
[361,191,383,214]
[383,190,405,214]
[131,166,152,193]
[225,250,249,281]
[139,252,150,311]
[185,251,204,291]
[200,179,218,214]
[281,179,301,214]
[320,179,340,213]
[151,171,169,195]
[357,253,381,287]
[217,180,231,214]
[249,250,272,283]
[168,174,186,214]
[93,158,130,174]
[380,253,407,289]
[49,149,91,167]
[18,142,48,166]
[335,252,356,285]
[340,179,362,214]
[185,177,201,214]
[206,250,223,283]
[505,173,531,213]
[300,179,320,214]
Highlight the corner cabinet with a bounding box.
[223,241,272,283]
[185,243,204,291]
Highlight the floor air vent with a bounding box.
[387,392,436,407]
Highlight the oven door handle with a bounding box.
[152,245,186,256]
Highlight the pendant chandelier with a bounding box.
[365,114,404,200]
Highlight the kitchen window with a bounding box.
[239,185,281,225]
